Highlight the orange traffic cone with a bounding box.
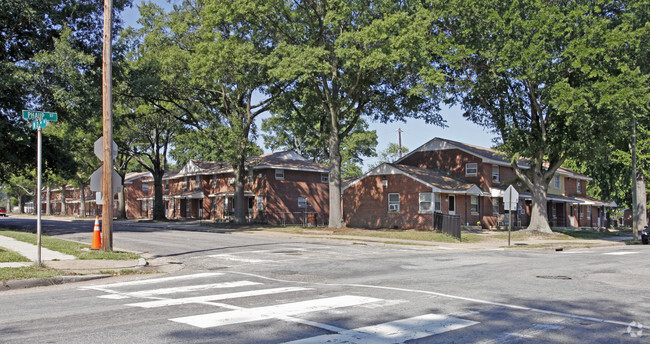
[91,216,101,250]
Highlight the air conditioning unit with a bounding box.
[388,204,400,211]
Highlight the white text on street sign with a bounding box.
[22,110,58,121]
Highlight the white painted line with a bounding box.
[80,272,224,290]
[170,295,381,328]
[284,314,478,343]
[207,254,271,263]
[603,252,638,256]
[126,287,311,308]
[124,281,261,298]
[98,294,131,300]
[228,271,647,329]
[477,323,564,344]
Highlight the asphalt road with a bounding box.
[1,217,649,343]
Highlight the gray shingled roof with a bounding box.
[390,164,480,192]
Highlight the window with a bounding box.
[298,197,307,208]
[257,196,264,211]
[492,165,500,182]
[434,193,441,212]
[248,170,254,183]
[554,175,561,189]
[388,193,400,212]
[275,169,284,180]
[142,183,150,192]
[448,196,455,213]
[579,206,583,218]
[321,174,329,183]
[471,196,479,214]
[492,198,500,214]
[587,206,591,219]
[195,175,200,188]
[577,180,582,193]
[212,175,217,187]
[165,180,169,191]
[552,204,557,219]
[419,193,433,213]
[382,179,388,187]
[183,177,188,190]
[519,200,525,215]
[141,200,148,214]
[466,163,478,176]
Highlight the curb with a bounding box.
[1,274,112,291]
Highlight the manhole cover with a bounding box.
[536,275,572,280]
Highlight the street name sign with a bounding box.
[22,110,58,121]
[32,120,47,130]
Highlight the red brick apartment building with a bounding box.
[135,151,330,225]
[343,137,616,230]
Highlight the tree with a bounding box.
[0,0,131,181]
[262,114,378,178]
[260,0,445,227]
[439,0,649,232]
[366,143,410,171]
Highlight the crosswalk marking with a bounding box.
[284,314,478,344]
[80,272,224,290]
[119,280,261,298]
[126,287,312,308]
[207,253,272,263]
[170,295,381,329]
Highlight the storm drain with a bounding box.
[536,275,572,280]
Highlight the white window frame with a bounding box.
[298,197,307,208]
[470,196,479,214]
[419,193,433,213]
[212,175,217,187]
[577,180,581,193]
[466,163,478,176]
[382,179,388,187]
[492,198,500,215]
[321,174,329,183]
[195,175,200,188]
[388,193,400,212]
[554,175,561,189]
[183,177,188,190]
[275,169,284,180]
[492,165,500,182]
[587,205,592,219]
[434,193,441,212]
[165,180,169,191]
[142,183,150,192]
[257,196,264,211]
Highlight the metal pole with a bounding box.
[631,117,638,240]
[36,127,42,266]
[102,0,114,251]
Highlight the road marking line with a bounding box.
[284,314,478,343]
[123,281,261,298]
[170,295,381,328]
[207,253,272,263]
[227,271,647,329]
[126,287,311,308]
[79,272,224,290]
[477,323,564,344]
[603,252,638,255]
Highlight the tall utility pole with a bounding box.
[397,128,404,159]
[102,0,114,251]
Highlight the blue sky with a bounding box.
[121,1,498,171]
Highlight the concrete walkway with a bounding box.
[0,235,76,268]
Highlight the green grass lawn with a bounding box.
[261,226,482,243]
[0,265,68,281]
[0,229,139,260]
[0,247,30,263]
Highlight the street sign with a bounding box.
[503,185,519,211]
[32,120,47,130]
[94,136,118,161]
[22,110,58,121]
[90,167,122,192]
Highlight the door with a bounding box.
[448,195,456,215]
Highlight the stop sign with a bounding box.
[94,136,118,161]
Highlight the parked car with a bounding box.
[642,226,649,245]
[0,207,7,217]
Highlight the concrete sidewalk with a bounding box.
[0,234,76,268]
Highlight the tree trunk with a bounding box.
[46,186,51,215]
[5,198,10,213]
[18,194,23,214]
[61,184,67,215]
[153,169,165,220]
[526,172,552,233]
[328,124,344,228]
[233,155,247,225]
[79,180,87,217]
[636,172,647,230]
[118,185,126,219]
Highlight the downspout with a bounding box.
[432,187,435,231]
